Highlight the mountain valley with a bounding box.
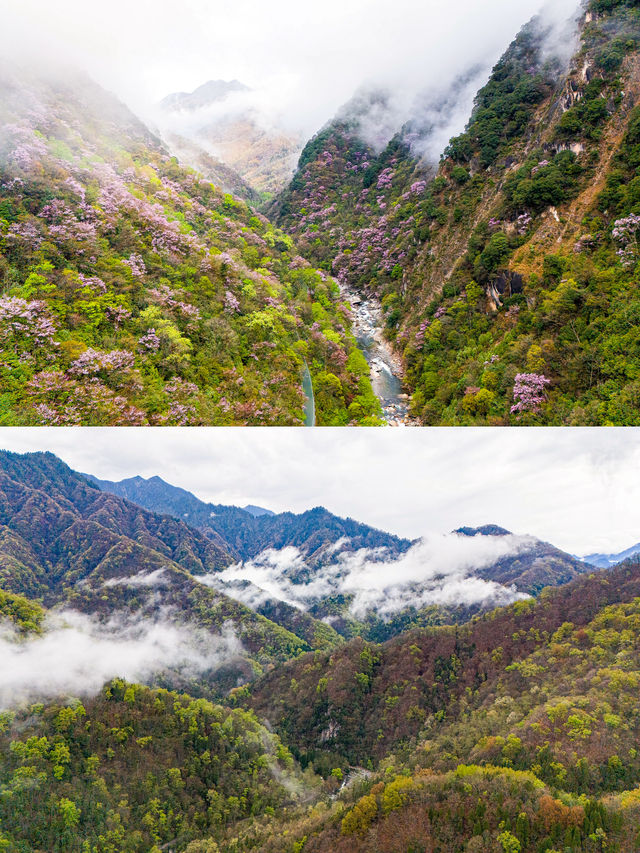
[0,448,638,850]
[2,0,640,425]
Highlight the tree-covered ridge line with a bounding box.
[88,472,412,565]
[273,0,640,425]
[89,473,595,645]
[0,67,381,425]
[244,557,640,765]
[0,451,604,661]
[0,450,344,684]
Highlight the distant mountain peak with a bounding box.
[455,525,512,537]
[243,505,275,518]
[160,79,250,112]
[583,542,640,569]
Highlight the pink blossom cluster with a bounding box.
[414,319,430,344]
[0,297,57,347]
[612,214,640,269]
[96,168,202,257]
[77,275,107,294]
[68,348,135,377]
[148,284,201,320]
[138,329,161,352]
[224,290,240,313]
[163,401,197,425]
[511,372,550,415]
[64,177,86,202]
[105,305,132,328]
[165,378,199,397]
[6,220,43,249]
[26,371,146,426]
[40,199,98,249]
[123,253,146,277]
[7,126,48,171]
[376,168,394,190]
[516,213,533,235]
[1,178,24,192]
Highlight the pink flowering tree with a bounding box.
[612,214,640,269]
[511,373,550,415]
[0,297,58,366]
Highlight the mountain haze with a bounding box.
[159,79,304,195]
[91,474,596,642]
[583,541,640,567]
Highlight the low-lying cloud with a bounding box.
[0,610,243,710]
[199,532,534,620]
[152,0,583,165]
[102,568,170,588]
[0,0,583,156]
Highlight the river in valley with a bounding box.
[302,360,316,427]
[342,285,413,427]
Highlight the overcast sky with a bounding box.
[0,427,636,556]
[1,0,582,136]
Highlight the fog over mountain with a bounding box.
[1,0,582,146]
[0,611,241,710]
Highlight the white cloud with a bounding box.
[0,0,582,143]
[0,610,243,710]
[102,568,170,588]
[198,532,533,619]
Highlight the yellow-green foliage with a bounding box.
[0,590,44,634]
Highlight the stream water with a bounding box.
[302,360,316,427]
[342,286,412,426]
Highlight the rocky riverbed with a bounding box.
[342,286,413,426]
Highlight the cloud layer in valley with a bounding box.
[0,610,243,710]
[199,532,534,619]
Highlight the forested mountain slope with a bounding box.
[0,451,341,672]
[0,65,380,425]
[245,557,640,764]
[89,473,411,562]
[0,682,314,853]
[273,0,640,425]
[91,476,593,642]
[1,453,640,850]
[162,556,640,853]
